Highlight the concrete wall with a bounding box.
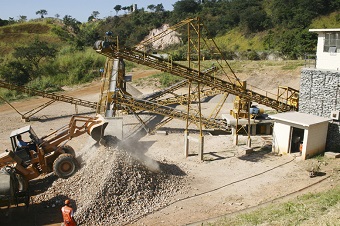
[300,69,338,151]
[272,122,291,154]
[303,123,328,159]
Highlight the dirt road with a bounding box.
[0,69,338,225]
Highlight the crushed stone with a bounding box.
[32,137,187,225]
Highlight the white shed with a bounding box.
[309,28,340,70]
[271,112,329,160]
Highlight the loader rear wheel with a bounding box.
[53,154,78,179]
[62,145,75,157]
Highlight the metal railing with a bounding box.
[304,54,317,69]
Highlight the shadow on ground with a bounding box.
[238,145,273,162]
[0,194,74,226]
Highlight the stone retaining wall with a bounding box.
[300,68,340,151]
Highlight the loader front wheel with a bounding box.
[62,145,76,157]
[53,154,78,179]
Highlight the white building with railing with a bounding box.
[309,28,340,70]
[298,28,340,152]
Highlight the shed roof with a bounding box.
[270,112,329,127]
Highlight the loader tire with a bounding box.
[53,154,78,179]
[62,145,76,157]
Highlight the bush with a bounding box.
[54,47,105,85]
[28,76,62,92]
[0,88,27,102]
[222,50,237,60]
[247,50,260,60]
[0,60,32,85]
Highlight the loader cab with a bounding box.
[10,126,40,162]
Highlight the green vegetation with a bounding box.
[310,11,340,28]
[0,88,28,101]
[0,38,104,88]
[0,18,105,99]
[0,22,60,55]
[1,0,340,58]
[281,61,305,70]
[151,72,182,87]
[209,184,340,225]
[0,0,339,100]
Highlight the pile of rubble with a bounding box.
[33,139,186,225]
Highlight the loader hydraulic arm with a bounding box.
[39,115,107,154]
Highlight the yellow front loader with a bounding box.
[0,115,108,208]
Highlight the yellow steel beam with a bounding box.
[0,80,97,109]
[116,93,229,131]
[95,44,297,112]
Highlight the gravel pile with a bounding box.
[33,138,186,225]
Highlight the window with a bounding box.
[324,32,340,53]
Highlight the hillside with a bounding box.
[0,22,61,55]
[1,1,340,62]
[0,20,105,101]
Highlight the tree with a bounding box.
[155,4,165,12]
[0,61,32,85]
[18,15,27,23]
[122,6,128,14]
[51,25,73,42]
[36,9,48,18]
[8,17,15,25]
[88,11,100,21]
[0,18,9,27]
[172,0,201,21]
[55,14,60,19]
[173,0,201,14]
[114,5,122,15]
[147,4,156,12]
[270,0,330,29]
[77,23,100,47]
[13,38,57,71]
[240,6,270,33]
[92,11,100,19]
[63,15,81,34]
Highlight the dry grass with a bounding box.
[0,23,51,34]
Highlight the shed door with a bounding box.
[290,127,305,153]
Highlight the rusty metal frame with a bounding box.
[0,95,55,121]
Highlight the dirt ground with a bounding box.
[0,67,340,226]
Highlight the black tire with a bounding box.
[62,145,76,157]
[15,173,30,208]
[53,154,78,179]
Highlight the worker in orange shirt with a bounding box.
[61,199,77,226]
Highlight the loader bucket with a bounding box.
[0,169,13,207]
[88,115,108,142]
[0,171,11,196]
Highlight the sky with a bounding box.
[0,0,178,22]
